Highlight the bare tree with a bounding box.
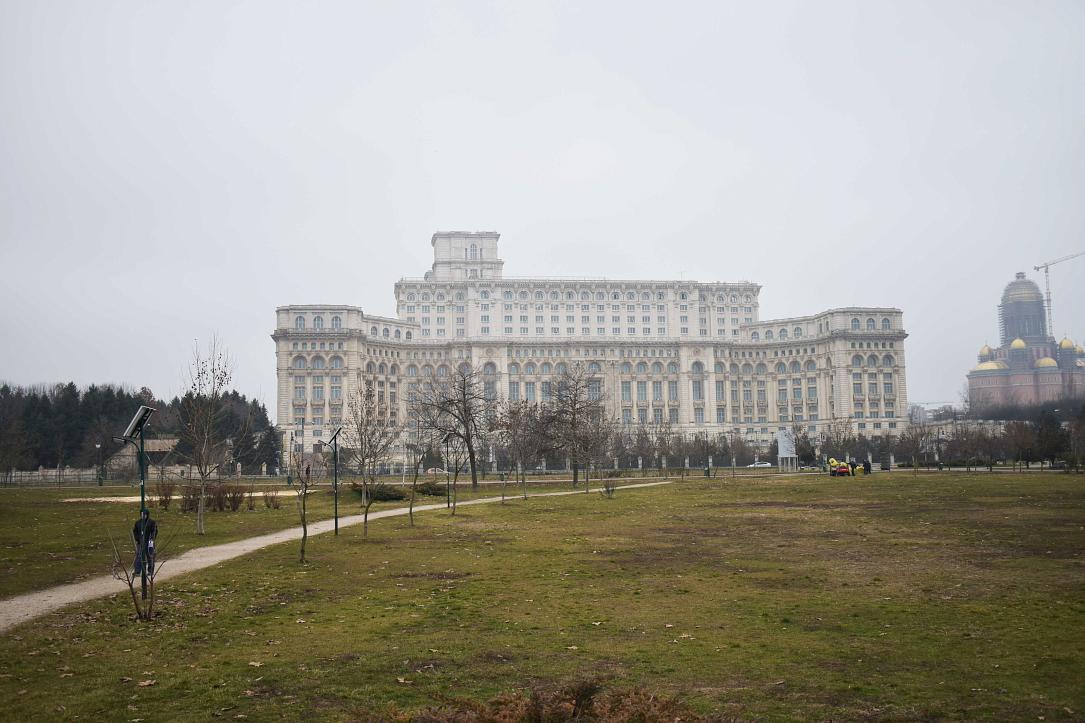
[821,416,857,459]
[109,532,173,622]
[494,400,555,500]
[403,422,438,525]
[1004,420,1037,469]
[176,338,246,535]
[551,363,606,485]
[416,364,492,489]
[288,437,313,563]
[893,426,926,476]
[345,379,401,538]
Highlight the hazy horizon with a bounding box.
[3,1,1084,421]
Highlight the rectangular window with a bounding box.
[669,407,679,423]
[622,408,632,425]
[668,380,679,401]
[508,381,520,401]
[294,386,305,400]
[653,407,663,423]
[637,381,647,402]
[312,386,324,401]
[884,382,894,394]
[716,406,726,424]
[692,380,703,401]
[853,383,863,396]
[653,381,663,401]
[541,381,552,402]
[621,381,632,402]
[808,386,817,400]
[638,408,648,423]
[715,381,724,400]
[525,382,536,402]
[484,380,496,400]
[694,407,705,424]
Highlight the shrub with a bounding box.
[263,488,281,509]
[179,484,201,513]
[225,484,246,512]
[246,486,256,511]
[414,480,446,497]
[155,481,176,510]
[352,481,407,502]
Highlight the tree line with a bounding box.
[0,380,277,475]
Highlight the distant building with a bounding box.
[273,231,910,454]
[967,272,1085,408]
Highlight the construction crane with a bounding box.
[1034,251,1085,339]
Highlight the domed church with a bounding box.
[968,272,1085,408]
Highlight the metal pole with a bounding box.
[445,437,450,508]
[333,436,339,536]
[138,426,147,600]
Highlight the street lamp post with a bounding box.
[327,427,343,536]
[115,405,155,599]
[95,442,102,486]
[443,433,453,509]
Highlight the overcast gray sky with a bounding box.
[2,0,1083,418]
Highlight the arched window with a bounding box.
[407,364,418,376]
[668,362,679,374]
[852,355,864,367]
[626,292,636,301]
[536,291,545,300]
[371,326,378,335]
[851,318,860,331]
[382,328,390,338]
[480,291,490,300]
[456,292,464,301]
[882,318,891,330]
[805,360,817,372]
[436,293,446,301]
[406,293,416,301]
[556,362,568,374]
[790,361,801,374]
[868,354,879,367]
[866,318,875,331]
[525,363,537,375]
[330,356,343,369]
[481,362,496,375]
[458,363,471,375]
[612,292,621,300]
[655,362,665,374]
[714,362,723,374]
[751,332,760,341]
[883,354,895,367]
[765,330,774,340]
[741,363,753,374]
[519,291,529,300]
[331,316,341,330]
[508,363,520,375]
[620,362,632,374]
[311,356,326,370]
[292,356,306,369]
[504,291,513,300]
[295,316,305,330]
[595,292,605,301]
[437,365,449,377]
[422,293,431,301]
[588,362,601,373]
[794,327,802,338]
[394,330,401,340]
[580,291,591,301]
[379,363,388,374]
[541,362,552,374]
[778,329,787,340]
[680,292,688,300]
[405,331,412,340]
[731,295,737,303]
[755,363,767,374]
[641,292,650,301]
[366,361,376,373]
[775,362,787,374]
[691,361,704,374]
[636,362,648,374]
[549,291,559,300]
[469,243,478,260]
[565,291,574,300]
[422,365,434,376]
[729,363,739,374]
[389,365,398,375]
[313,316,324,330]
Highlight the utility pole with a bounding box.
[1034,251,1085,338]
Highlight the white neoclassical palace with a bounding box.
[273,231,908,454]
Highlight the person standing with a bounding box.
[132,508,158,576]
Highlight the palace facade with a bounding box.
[273,232,909,454]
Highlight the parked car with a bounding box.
[746,461,772,468]
[425,467,446,474]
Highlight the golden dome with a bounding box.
[1034,357,1058,369]
[1001,273,1044,304]
[1059,337,1076,350]
[972,360,1008,372]
[978,344,993,356]
[1009,338,1027,350]
[1077,345,1084,355]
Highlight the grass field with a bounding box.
[0,476,618,598]
[0,472,1082,720]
